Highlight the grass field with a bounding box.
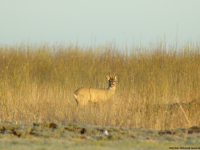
[0,121,200,150]
[0,41,200,130]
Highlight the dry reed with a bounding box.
[0,41,199,129]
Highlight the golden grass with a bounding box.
[0,42,200,129]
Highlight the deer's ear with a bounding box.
[106,75,110,80]
[114,74,118,80]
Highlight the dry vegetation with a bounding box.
[0,41,200,130]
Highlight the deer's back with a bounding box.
[74,87,115,105]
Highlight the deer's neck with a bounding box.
[107,86,116,90]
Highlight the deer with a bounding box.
[73,73,118,106]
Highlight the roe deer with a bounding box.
[73,73,118,106]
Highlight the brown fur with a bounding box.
[73,73,118,106]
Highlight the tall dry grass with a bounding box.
[0,41,200,129]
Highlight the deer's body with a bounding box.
[73,73,118,106]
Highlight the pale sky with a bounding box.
[1,0,200,49]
